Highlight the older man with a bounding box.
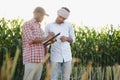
[22,7,54,80]
[45,7,75,80]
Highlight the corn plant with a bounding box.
[71,24,120,80]
[0,18,24,80]
[0,18,120,80]
[72,24,120,67]
[1,47,20,80]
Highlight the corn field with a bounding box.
[0,18,24,80]
[72,24,120,66]
[0,18,120,80]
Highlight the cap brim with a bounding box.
[45,13,49,16]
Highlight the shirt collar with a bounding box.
[32,18,40,24]
[54,21,65,26]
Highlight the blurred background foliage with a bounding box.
[0,18,120,80]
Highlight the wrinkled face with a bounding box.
[56,16,66,24]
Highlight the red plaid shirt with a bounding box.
[22,19,45,64]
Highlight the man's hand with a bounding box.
[44,38,57,46]
[60,36,67,42]
[60,36,73,43]
[46,32,55,39]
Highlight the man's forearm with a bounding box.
[32,37,47,44]
[66,37,73,43]
[32,32,55,44]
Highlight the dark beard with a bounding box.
[56,19,64,24]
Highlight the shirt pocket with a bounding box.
[31,26,41,37]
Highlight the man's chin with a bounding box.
[56,21,64,24]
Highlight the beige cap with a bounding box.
[33,7,49,16]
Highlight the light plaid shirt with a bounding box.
[22,19,45,64]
